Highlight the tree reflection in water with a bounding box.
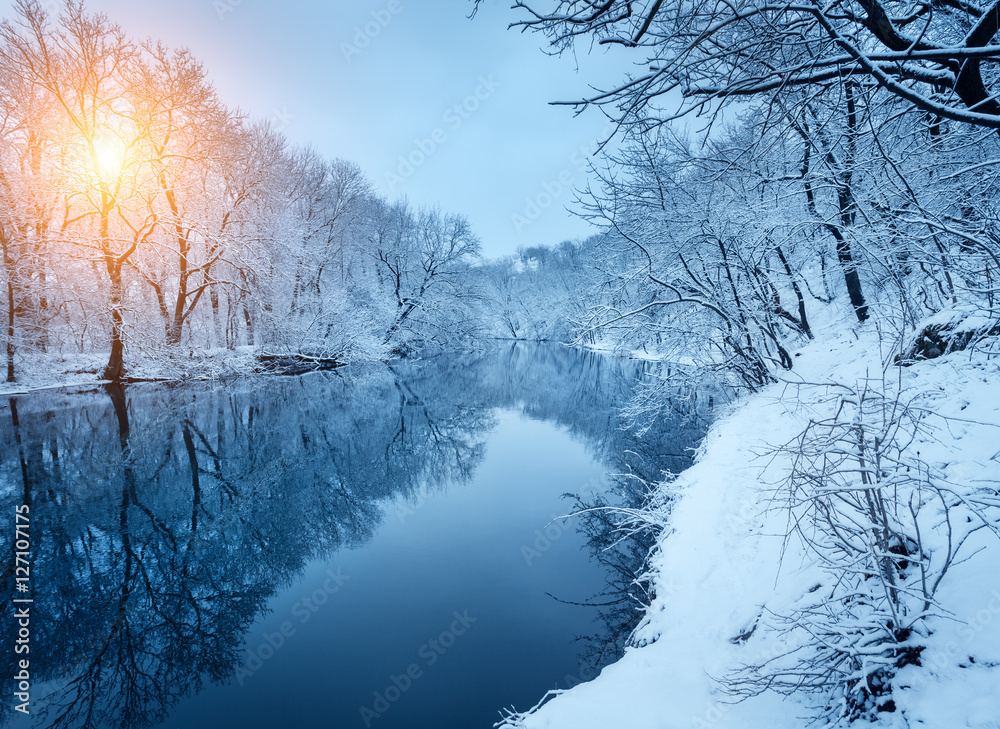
[0,344,709,729]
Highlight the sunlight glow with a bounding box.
[91,128,125,179]
[58,120,131,188]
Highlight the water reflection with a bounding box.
[0,345,708,729]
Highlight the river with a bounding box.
[0,344,709,729]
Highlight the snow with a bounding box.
[0,346,285,395]
[918,306,996,333]
[500,321,1000,729]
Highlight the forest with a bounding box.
[2,0,1000,726]
[3,0,999,388]
[0,0,492,384]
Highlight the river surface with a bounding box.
[0,344,708,729]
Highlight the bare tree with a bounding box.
[0,18,64,381]
[371,202,482,350]
[728,377,999,721]
[0,0,154,381]
[130,42,238,346]
[483,0,1000,131]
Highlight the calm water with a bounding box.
[0,345,707,729]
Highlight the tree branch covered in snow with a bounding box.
[727,376,1000,720]
[0,1,483,385]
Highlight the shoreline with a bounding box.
[502,325,1000,728]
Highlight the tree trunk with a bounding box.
[100,212,127,382]
[775,245,813,339]
[210,284,222,348]
[145,277,171,337]
[3,228,16,382]
[167,267,186,345]
[164,180,190,346]
[243,303,254,346]
[836,84,869,323]
[34,224,47,352]
[102,279,127,381]
[29,134,47,353]
[9,399,31,506]
[182,423,201,534]
[5,276,13,383]
[835,236,869,323]
[799,109,869,324]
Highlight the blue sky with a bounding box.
[1,0,629,257]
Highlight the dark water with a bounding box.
[0,345,708,729]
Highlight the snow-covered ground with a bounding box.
[502,322,1000,728]
[0,346,271,395]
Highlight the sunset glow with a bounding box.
[91,128,125,179]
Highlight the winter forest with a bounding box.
[1,0,1000,728]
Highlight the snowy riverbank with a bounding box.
[0,347,352,395]
[502,322,1000,729]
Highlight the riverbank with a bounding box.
[501,320,1000,728]
[0,347,347,395]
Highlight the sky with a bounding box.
[0,0,630,258]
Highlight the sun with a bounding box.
[56,121,130,187]
[91,127,125,179]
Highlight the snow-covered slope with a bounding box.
[502,325,1000,729]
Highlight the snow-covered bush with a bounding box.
[728,378,1000,721]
